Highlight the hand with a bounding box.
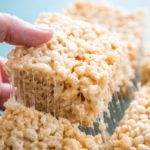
[0,13,53,109]
[0,57,11,109]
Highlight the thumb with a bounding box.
[0,57,9,83]
[0,83,12,109]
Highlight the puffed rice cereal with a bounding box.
[140,45,150,84]
[5,13,128,126]
[0,99,108,150]
[110,83,150,150]
[63,0,146,92]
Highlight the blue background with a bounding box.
[0,0,150,58]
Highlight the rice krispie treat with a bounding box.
[110,83,150,150]
[5,13,129,126]
[140,46,150,84]
[64,1,146,90]
[0,99,107,150]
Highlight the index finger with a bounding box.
[0,13,53,46]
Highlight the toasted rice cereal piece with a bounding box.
[0,99,110,150]
[5,13,127,126]
[140,45,150,84]
[64,0,146,90]
[110,83,150,149]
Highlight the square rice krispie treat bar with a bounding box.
[0,99,106,150]
[110,83,150,150]
[64,0,146,90]
[5,13,130,126]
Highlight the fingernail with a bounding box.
[35,25,53,33]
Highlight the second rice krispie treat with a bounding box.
[0,99,107,150]
[140,46,150,84]
[5,13,129,126]
[64,0,146,91]
[110,83,150,150]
